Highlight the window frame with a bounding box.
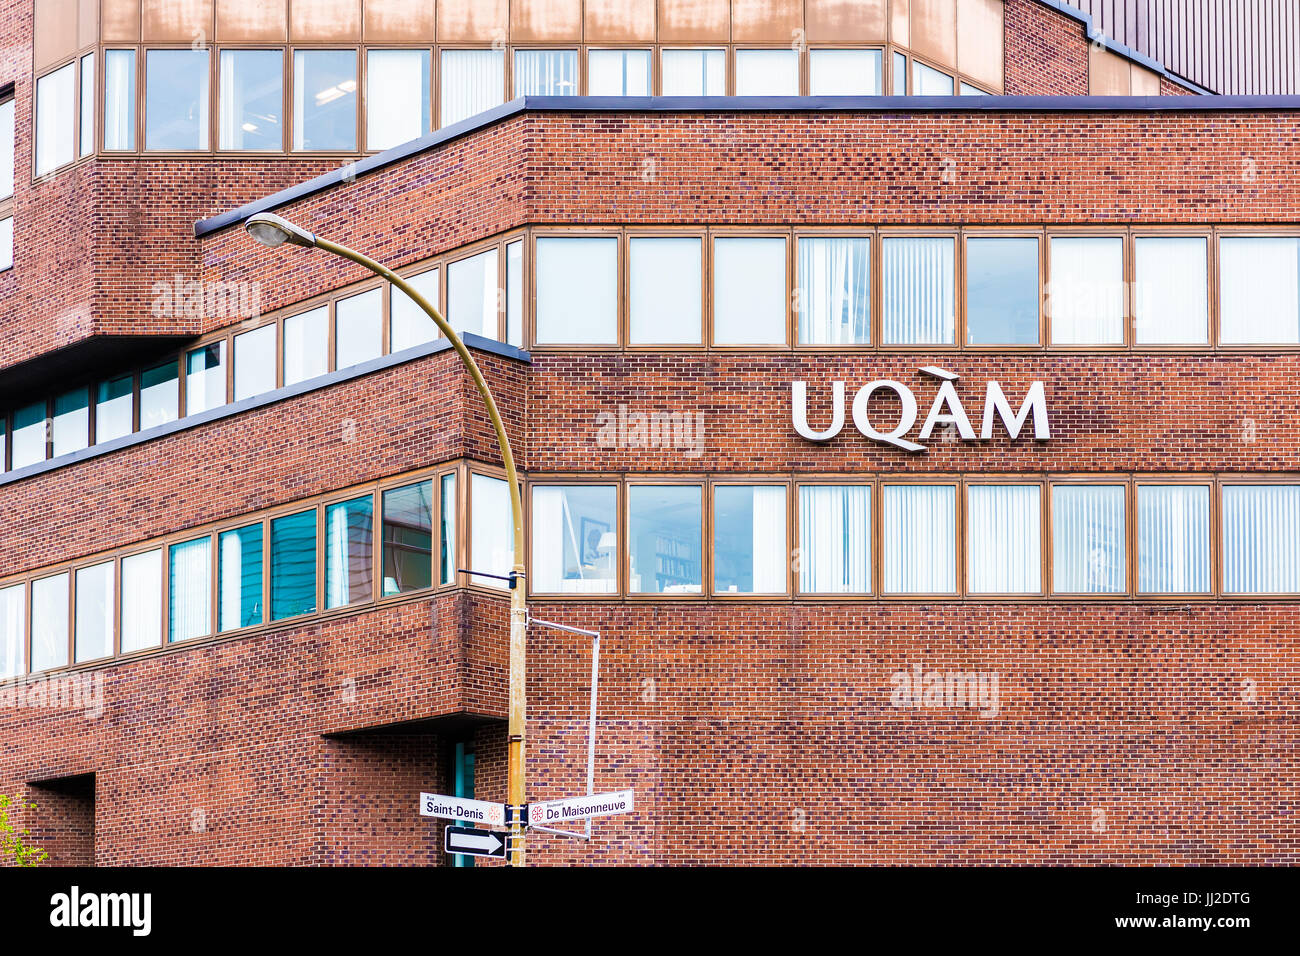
[624,477,707,601]
[1133,474,1218,599]
[962,230,1045,350]
[526,479,622,599]
[708,477,793,599]
[709,228,792,350]
[963,478,1047,598]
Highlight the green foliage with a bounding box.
[0,793,48,867]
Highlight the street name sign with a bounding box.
[444,825,508,859]
[528,789,635,828]
[419,792,506,828]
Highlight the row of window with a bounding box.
[1,93,12,271]
[2,470,1297,680]
[34,44,984,174]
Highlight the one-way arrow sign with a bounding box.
[444,825,508,858]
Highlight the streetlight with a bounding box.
[245,212,530,866]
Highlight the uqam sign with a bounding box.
[791,366,1049,453]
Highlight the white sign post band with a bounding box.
[528,789,634,828]
[419,792,506,828]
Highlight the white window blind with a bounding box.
[1137,484,1210,593]
[1048,237,1125,345]
[797,236,870,344]
[1133,237,1208,344]
[440,50,504,127]
[735,50,799,95]
[535,237,618,344]
[1051,485,1126,593]
[661,49,725,96]
[629,237,702,344]
[967,485,1041,593]
[0,584,24,679]
[882,237,955,344]
[1222,485,1300,593]
[809,49,882,96]
[1219,237,1300,344]
[366,49,430,151]
[713,237,787,345]
[120,549,163,653]
[588,49,651,96]
[514,50,578,96]
[798,485,871,594]
[882,485,956,594]
[390,267,440,352]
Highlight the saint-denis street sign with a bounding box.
[528,790,635,828]
[419,793,506,828]
[444,825,508,859]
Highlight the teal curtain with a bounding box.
[271,510,317,621]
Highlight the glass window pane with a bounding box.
[628,485,702,594]
[96,374,134,444]
[234,323,277,401]
[514,49,578,96]
[960,82,984,95]
[140,361,179,429]
[798,485,871,594]
[440,473,457,585]
[966,237,1040,345]
[35,63,75,175]
[186,342,227,415]
[588,49,651,95]
[809,49,882,95]
[1048,237,1124,345]
[1220,237,1300,344]
[52,388,89,457]
[629,237,703,344]
[882,236,955,345]
[219,524,263,631]
[440,49,505,128]
[31,572,69,672]
[470,474,513,588]
[506,241,523,348]
[714,485,787,594]
[79,52,95,157]
[271,510,317,621]
[293,50,356,151]
[336,287,383,368]
[1133,237,1208,344]
[913,61,955,94]
[661,48,725,96]
[382,481,432,596]
[1137,485,1210,593]
[0,583,24,678]
[1051,485,1126,593]
[1222,485,1300,594]
[713,237,787,345]
[531,485,618,593]
[11,402,47,469]
[0,97,13,197]
[219,49,283,151]
[366,49,430,150]
[797,236,870,345]
[447,249,499,340]
[74,560,114,663]
[120,549,162,652]
[0,216,11,271]
[881,485,957,594]
[390,268,440,352]
[967,485,1041,593]
[892,51,907,94]
[145,49,210,151]
[535,237,618,344]
[168,537,211,642]
[104,49,136,151]
[326,496,374,608]
[284,306,329,385]
[735,49,799,95]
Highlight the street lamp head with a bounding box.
[244,213,317,249]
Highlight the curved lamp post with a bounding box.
[245,212,530,866]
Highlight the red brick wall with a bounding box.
[1004,0,1091,95]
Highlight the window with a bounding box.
[913,61,955,94]
[797,236,870,345]
[326,496,374,608]
[881,236,955,345]
[35,63,75,174]
[11,402,47,469]
[629,237,702,344]
[470,474,513,588]
[798,484,871,594]
[0,583,23,679]
[714,485,787,594]
[588,50,651,96]
[881,484,957,594]
[284,306,329,385]
[74,561,114,663]
[234,324,277,401]
[1051,485,1126,594]
[960,82,985,95]
[966,237,1040,345]
[219,50,283,151]
[271,510,317,620]
[514,50,578,96]
[0,216,10,272]
[335,288,383,368]
[79,52,95,157]
[1048,236,1124,345]
[535,237,618,344]
[1220,237,1300,344]
[169,537,211,642]
[1137,484,1210,593]
[0,94,13,198]
[892,52,907,94]
[390,267,440,352]
[218,524,263,631]
[967,484,1042,594]
[1222,485,1300,594]
[1133,237,1208,344]
[382,481,433,596]
[532,485,618,593]
[809,49,882,96]
[661,48,725,96]
[120,549,162,652]
[293,50,356,151]
[440,49,505,127]
[447,249,499,340]
[628,485,702,594]
[186,342,227,415]
[366,49,430,151]
[96,375,134,444]
[52,388,89,457]
[440,473,457,585]
[506,241,523,348]
[104,49,136,151]
[713,237,787,345]
[145,49,210,151]
[735,50,799,95]
[30,572,69,672]
[140,361,179,429]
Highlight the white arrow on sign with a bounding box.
[447,829,504,854]
[419,792,506,827]
[528,789,634,828]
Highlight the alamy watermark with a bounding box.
[0,672,104,719]
[890,663,1000,718]
[151,275,263,324]
[595,406,705,459]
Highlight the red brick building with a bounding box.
[1,0,1297,866]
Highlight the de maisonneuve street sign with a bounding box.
[528,790,635,828]
[419,792,506,828]
[444,825,508,858]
